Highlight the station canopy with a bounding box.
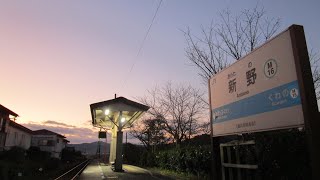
[90,97,149,129]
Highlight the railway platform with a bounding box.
[78,159,172,180]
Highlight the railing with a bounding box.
[220,140,258,180]
[54,159,90,180]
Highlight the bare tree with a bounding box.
[310,49,320,100]
[198,121,211,135]
[138,83,207,145]
[185,5,320,100]
[184,26,229,84]
[130,118,167,152]
[184,5,280,84]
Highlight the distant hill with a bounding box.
[68,141,110,155]
[68,134,210,155]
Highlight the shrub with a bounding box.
[123,143,143,165]
[27,146,51,162]
[4,146,26,162]
[154,145,211,176]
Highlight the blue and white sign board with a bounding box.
[209,28,304,136]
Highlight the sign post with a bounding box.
[289,25,320,180]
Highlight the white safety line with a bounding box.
[99,164,105,179]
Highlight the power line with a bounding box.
[121,0,163,91]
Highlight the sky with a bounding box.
[1,0,320,144]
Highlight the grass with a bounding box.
[147,167,210,180]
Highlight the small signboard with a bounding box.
[209,26,305,136]
[99,131,107,138]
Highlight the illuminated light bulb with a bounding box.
[121,117,126,123]
[105,109,110,115]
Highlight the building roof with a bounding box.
[90,96,149,125]
[33,129,66,138]
[8,120,33,134]
[0,104,19,117]
[90,96,149,111]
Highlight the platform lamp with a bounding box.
[90,96,149,172]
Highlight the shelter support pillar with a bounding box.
[115,131,123,171]
[109,125,117,163]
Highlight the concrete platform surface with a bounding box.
[78,159,173,180]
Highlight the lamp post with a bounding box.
[90,96,149,172]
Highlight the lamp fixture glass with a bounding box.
[105,109,110,115]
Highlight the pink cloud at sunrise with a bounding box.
[21,120,139,144]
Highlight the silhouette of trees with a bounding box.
[130,118,168,152]
[184,5,320,99]
[183,5,280,83]
[310,49,320,99]
[137,83,207,146]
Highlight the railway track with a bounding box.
[54,159,90,180]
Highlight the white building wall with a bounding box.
[31,135,67,159]
[4,126,31,150]
[55,137,66,152]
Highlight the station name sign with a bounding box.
[209,26,305,136]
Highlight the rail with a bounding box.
[54,159,90,180]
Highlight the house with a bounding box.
[0,104,34,151]
[4,120,33,150]
[32,129,69,158]
[1,104,70,158]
